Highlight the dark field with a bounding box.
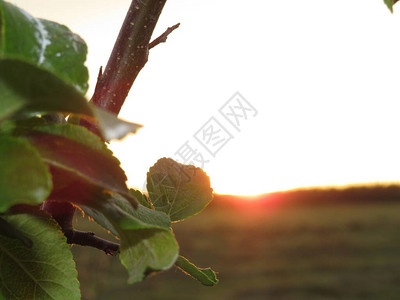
[72,199,400,300]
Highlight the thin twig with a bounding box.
[43,200,120,254]
[149,23,180,50]
[64,229,120,255]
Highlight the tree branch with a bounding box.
[64,230,120,256]
[90,0,168,115]
[149,23,180,49]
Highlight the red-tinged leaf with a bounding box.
[26,131,136,206]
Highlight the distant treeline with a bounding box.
[213,184,400,207]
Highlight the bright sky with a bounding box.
[10,0,400,195]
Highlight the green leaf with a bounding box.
[0,1,88,92]
[25,130,136,205]
[0,77,26,121]
[0,213,80,299]
[0,216,32,247]
[130,188,153,209]
[384,0,398,11]
[82,193,171,234]
[0,60,91,118]
[81,193,178,284]
[0,136,52,212]
[384,0,394,12]
[147,158,213,222]
[120,229,178,284]
[33,123,113,156]
[0,115,47,136]
[0,1,90,120]
[175,256,219,286]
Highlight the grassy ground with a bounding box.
[72,201,400,299]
